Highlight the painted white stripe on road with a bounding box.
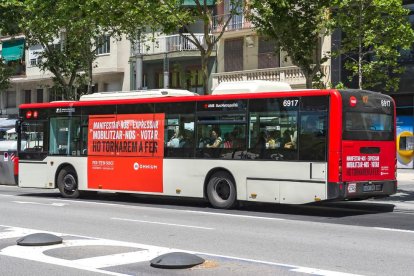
[184,210,286,221]
[291,267,362,276]
[0,227,39,240]
[0,225,363,276]
[73,249,172,268]
[374,227,414,234]
[111,217,214,230]
[0,238,137,276]
[13,201,67,207]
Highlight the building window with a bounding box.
[30,57,42,67]
[49,88,64,102]
[24,90,31,104]
[258,37,280,69]
[170,71,181,88]
[96,35,110,55]
[224,38,243,72]
[36,89,43,103]
[6,91,16,108]
[156,72,164,88]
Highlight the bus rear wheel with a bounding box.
[57,167,80,198]
[207,171,236,209]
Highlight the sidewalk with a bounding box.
[397,168,414,183]
[366,169,414,209]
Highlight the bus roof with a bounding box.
[212,80,292,95]
[19,89,340,109]
[79,89,199,101]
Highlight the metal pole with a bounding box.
[134,30,143,90]
[163,52,169,89]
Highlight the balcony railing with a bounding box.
[8,61,26,77]
[136,33,214,55]
[211,14,252,33]
[211,65,331,89]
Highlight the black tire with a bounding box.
[207,171,237,209]
[57,167,80,198]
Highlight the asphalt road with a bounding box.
[0,180,413,276]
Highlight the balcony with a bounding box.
[211,65,331,90]
[211,14,252,33]
[7,61,26,77]
[136,33,214,55]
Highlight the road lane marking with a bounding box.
[290,267,361,276]
[374,227,414,234]
[111,217,214,230]
[73,249,172,268]
[184,210,286,221]
[13,201,67,207]
[0,227,39,239]
[0,225,362,276]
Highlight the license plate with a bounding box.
[363,183,383,192]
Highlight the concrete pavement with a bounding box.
[367,169,414,209]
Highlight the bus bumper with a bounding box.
[327,180,397,200]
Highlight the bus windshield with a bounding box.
[343,112,393,141]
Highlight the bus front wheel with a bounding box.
[207,171,236,209]
[57,167,80,198]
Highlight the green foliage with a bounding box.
[0,59,13,91]
[118,0,243,94]
[333,0,414,92]
[249,0,332,88]
[0,0,23,36]
[0,0,147,99]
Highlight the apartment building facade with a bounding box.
[210,0,331,90]
[0,35,132,117]
[1,0,329,117]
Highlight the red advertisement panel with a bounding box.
[342,141,395,181]
[88,114,164,157]
[87,114,164,192]
[87,156,163,192]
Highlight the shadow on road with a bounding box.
[369,188,414,202]
[17,190,396,219]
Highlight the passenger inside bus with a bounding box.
[180,129,194,148]
[167,129,182,148]
[299,116,327,160]
[206,128,222,148]
[283,127,297,149]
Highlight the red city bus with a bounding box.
[16,82,396,208]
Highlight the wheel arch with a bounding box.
[203,167,236,199]
[54,163,78,188]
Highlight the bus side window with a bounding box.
[247,97,298,161]
[164,117,195,156]
[298,114,327,161]
[49,117,81,156]
[80,118,89,156]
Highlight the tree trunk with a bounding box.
[358,45,363,90]
[201,52,209,94]
[358,0,363,90]
[87,58,93,94]
[304,70,313,89]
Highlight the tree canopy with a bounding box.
[249,0,332,88]
[117,0,243,94]
[0,0,149,99]
[333,0,414,92]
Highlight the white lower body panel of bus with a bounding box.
[19,157,327,205]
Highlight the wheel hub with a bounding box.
[215,179,230,200]
[63,175,77,191]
